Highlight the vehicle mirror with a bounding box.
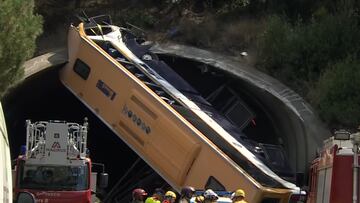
[16,192,36,203]
[334,129,350,140]
[98,173,108,188]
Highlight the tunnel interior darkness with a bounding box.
[2,54,290,201]
[159,55,279,145]
[159,55,297,179]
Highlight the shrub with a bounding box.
[114,8,158,29]
[309,57,360,127]
[257,13,360,94]
[175,18,218,48]
[0,0,43,97]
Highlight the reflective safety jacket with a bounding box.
[145,197,161,203]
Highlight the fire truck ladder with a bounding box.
[25,119,88,160]
[67,118,88,159]
[25,120,47,160]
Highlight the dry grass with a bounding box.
[34,1,266,65]
[166,13,265,65]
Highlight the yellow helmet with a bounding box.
[165,191,177,199]
[234,189,245,198]
[195,195,205,202]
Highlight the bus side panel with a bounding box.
[60,27,202,187]
[184,145,260,200]
[183,146,292,202]
[125,90,202,185]
[62,26,85,98]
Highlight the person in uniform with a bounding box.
[231,189,248,203]
[145,188,164,203]
[179,186,195,203]
[203,189,218,203]
[132,188,148,203]
[162,191,177,203]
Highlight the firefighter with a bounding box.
[179,186,195,203]
[203,189,218,203]
[145,188,165,203]
[132,188,148,203]
[231,189,248,203]
[162,191,177,203]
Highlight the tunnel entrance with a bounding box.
[157,55,295,182]
[159,55,279,145]
[2,66,170,202]
[2,53,295,201]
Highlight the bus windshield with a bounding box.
[18,161,89,191]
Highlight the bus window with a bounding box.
[73,59,91,80]
[205,176,225,191]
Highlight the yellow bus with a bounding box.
[60,15,305,203]
[0,102,12,203]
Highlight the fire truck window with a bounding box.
[22,169,36,185]
[19,164,89,191]
[73,59,91,80]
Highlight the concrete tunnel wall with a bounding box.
[2,44,331,182]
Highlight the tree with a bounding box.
[0,0,42,97]
[257,5,360,128]
[310,58,360,127]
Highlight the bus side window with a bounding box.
[205,176,225,191]
[73,59,91,80]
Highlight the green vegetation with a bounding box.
[309,58,360,127]
[114,8,157,29]
[29,0,360,128]
[257,1,360,127]
[0,0,42,97]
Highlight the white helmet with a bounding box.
[203,189,219,200]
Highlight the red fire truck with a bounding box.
[13,118,108,203]
[307,130,360,203]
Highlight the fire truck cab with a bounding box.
[307,130,360,203]
[13,118,108,203]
